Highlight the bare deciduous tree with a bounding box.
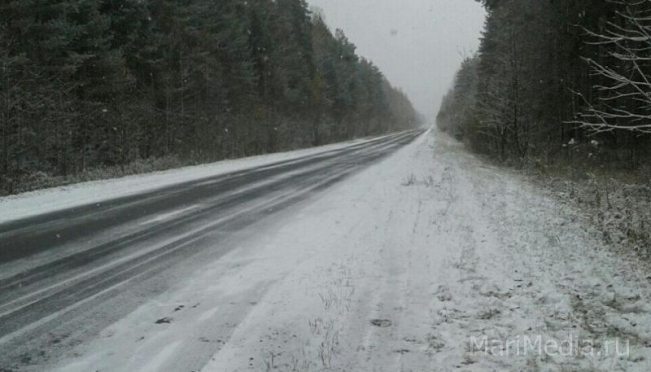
[572,0,651,134]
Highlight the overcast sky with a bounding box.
[305,0,486,122]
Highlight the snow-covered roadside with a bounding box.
[0,134,394,224]
[421,135,651,371]
[49,130,651,372]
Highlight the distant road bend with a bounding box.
[0,130,421,369]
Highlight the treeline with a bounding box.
[0,0,420,195]
[437,0,651,167]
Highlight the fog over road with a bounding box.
[306,0,486,119]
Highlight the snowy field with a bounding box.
[35,130,651,371]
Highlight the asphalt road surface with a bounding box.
[0,130,421,371]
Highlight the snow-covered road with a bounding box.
[6,130,651,372]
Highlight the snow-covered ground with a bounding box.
[49,130,651,372]
[0,134,394,224]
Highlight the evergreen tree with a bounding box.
[0,0,421,195]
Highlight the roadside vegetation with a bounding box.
[0,0,420,195]
[438,0,651,257]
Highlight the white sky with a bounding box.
[306,0,486,122]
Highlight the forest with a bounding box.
[0,0,420,195]
[437,0,651,170]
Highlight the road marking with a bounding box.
[139,205,202,226]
